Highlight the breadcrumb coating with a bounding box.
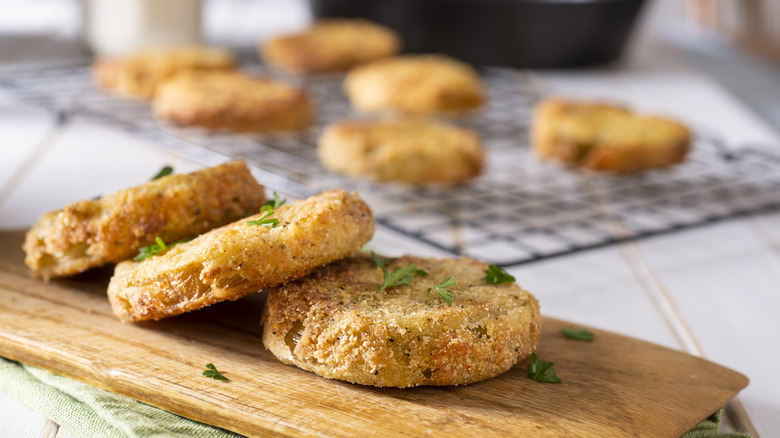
[261,19,401,74]
[532,98,691,173]
[23,161,266,280]
[262,254,541,387]
[344,54,485,115]
[92,46,235,99]
[107,190,374,322]
[318,118,484,184]
[153,70,314,132]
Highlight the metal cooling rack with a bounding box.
[3,63,780,266]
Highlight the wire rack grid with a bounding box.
[2,63,780,266]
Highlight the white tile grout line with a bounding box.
[0,112,64,214]
[578,174,700,353]
[622,255,758,434]
[621,230,758,436]
[618,241,704,355]
[584,175,758,436]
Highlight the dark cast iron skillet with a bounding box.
[308,0,647,68]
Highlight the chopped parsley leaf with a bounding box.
[263,192,286,209]
[527,353,561,383]
[202,363,228,381]
[484,264,515,285]
[151,165,173,180]
[134,236,192,262]
[379,263,426,291]
[428,276,456,306]
[561,327,594,342]
[248,194,286,228]
[371,251,395,269]
[246,210,279,228]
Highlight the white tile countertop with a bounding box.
[1,1,780,437]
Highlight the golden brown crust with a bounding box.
[532,97,691,173]
[344,54,485,115]
[92,46,235,99]
[153,70,315,132]
[107,190,375,322]
[261,19,401,74]
[23,161,266,280]
[318,118,484,184]
[262,254,541,387]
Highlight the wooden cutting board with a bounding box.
[0,230,748,437]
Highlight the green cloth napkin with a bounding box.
[682,408,752,438]
[0,357,242,438]
[0,355,751,438]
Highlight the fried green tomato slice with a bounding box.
[108,190,374,322]
[262,253,541,387]
[24,161,266,280]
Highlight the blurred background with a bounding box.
[0,0,778,132]
[0,4,777,434]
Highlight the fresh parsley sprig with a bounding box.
[371,251,395,269]
[263,192,286,209]
[484,264,515,285]
[246,210,280,227]
[202,363,228,381]
[135,237,167,262]
[561,327,594,342]
[379,263,427,291]
[134,236,192,262]
[527,353,561,383]
[151,165,173,180]
[372,252,426,291]
[247,192,286,227]
[428,276,456,306]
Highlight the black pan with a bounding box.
[308,0,647,68]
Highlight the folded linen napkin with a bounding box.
[683,408,752,438]
[0,357,241,438]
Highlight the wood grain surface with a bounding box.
[0,230,748,437]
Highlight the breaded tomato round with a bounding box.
[153,70,314,132]
[24,161,266,280]
[261,19,401,74]
[318,118,484,184]
[532,97,691,173]
[108,190,374,322]
[344,54,485,115]
[92,46,235,99]
[262,253,541,387]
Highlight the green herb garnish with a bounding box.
[135,237,167,262]
[371,251,395,269]
[527,353,561,383]
[247,193,286,227]
[152,165,173,180]
[484,264,515,285]
[246,210,280,227]
[202,363,228,381]
[263,192,286,209]
[561,327,594,342]
[379,263,427,291]
[428,276,456,306]
[134,236,192,262]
